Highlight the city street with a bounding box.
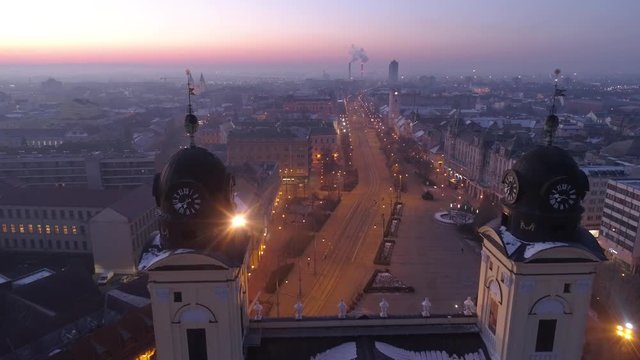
[269,95,481,317]
[272,97,388,316]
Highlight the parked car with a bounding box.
[97,271,115,285]
[421,191,434,200]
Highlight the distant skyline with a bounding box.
[2,0,640,77]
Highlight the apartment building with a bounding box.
[599,179,640,273]
[227,128,310,179]
[0,186,157,274]
[0,152,156,189]
[580,165,626,234]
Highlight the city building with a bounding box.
[388,89,400,127]
[137,124,602,359]
[282,95,336,119]
[227,127,311,179]
[580,165,626,235]
[478,145,605,359]
[0,186,157,274]
[388,59,399,84]
[598,179,640,273]
[0,152,157,189]
[309,126,338,163]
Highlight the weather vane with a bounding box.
[184,69,199,147]
[544,68,565,146]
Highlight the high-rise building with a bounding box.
[579,165,626,235]
[388,60,399,84]
[598,178,640,273]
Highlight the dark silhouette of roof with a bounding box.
[0,268,103,357]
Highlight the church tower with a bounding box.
[476,89,606,359]
[143,91,250,360]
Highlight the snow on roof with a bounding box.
[13,268,54,287]
[375,341,485,360]
[0,274,9,284]
[311,342,356,360]
[138,234,196,271]
[499,226,569,259]
[108,289,150,308]
[523,242,568,259]
[499,226,521,256]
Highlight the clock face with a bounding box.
[548,183,578,210]
[171,186,201,216]
[503,171,519,204]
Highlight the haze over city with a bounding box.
[2,0,640,79]
[1,1,640,359]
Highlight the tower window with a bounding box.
[173,291,182,303]
[563,283,572,293]
[535,319,557,352]
[488,298,498,335]
[186,328,208,360]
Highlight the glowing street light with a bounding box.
[231,214,247,228]
[616,323,634,340]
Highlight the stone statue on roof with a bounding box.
[421,297,432,317]
[379,298,389,318]
[338,299,347,319]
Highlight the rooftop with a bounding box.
[612,178,640,191]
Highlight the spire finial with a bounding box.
[544,69,565,146]
[184,69,199,147]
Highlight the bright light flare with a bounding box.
[616,323,634,340]
[231,214,247,228]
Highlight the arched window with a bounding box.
[172,303,217,324]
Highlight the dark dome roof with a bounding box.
[503,145,590,243]
[512,145,584,193]
[160,146,227,191]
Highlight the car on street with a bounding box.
[97,271,114,285]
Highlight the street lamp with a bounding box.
[231,214,247,228]
[617,323,634,340]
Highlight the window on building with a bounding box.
[7,209,12,218]
[61,210,66,219]
[80,225,86,235]
[51,210,57,220]
[72,225,78,235]
[63,225,68,235]
[28,224,33,233]
[54,225,60,234]
[20,238,26,248]
[82,241,87,251]
[1,224,6,233]
[25,209,30,219]
[73,241,78,250]
[535,319,557,352]
[563,283,572,293]
[186,328,208,360]
[30,239,35,248]
[16,209,21,218]
[37,225,42,234]
[0,209,4,217]
[488,297,498,335]
[4,239,9,248]
[64,241,69,250]
[174,292,182,302]
[39,239,44,248]
[56,240,61,249]
[18,224,24,233]
[10,224,15,233]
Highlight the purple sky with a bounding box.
[2,0,639,76]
